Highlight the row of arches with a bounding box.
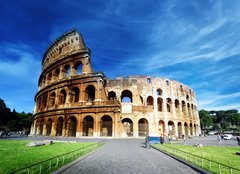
[109,90,197,116]
[40,61,83,88]
[34,115,199,138]
[37,85,96,111]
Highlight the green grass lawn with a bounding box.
[0,140,98,174]
[154,144,240,174]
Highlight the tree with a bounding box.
[199,109,213,129]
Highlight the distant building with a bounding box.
[30,29,201,138]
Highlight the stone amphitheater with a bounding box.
[30,29,201,138]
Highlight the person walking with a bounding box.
[217,134,223,144]
[145,132,150,149]
[182,135,186,144]
[236,137,240,146]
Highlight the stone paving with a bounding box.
[54,139,201,174]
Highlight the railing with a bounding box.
[154,145,240,174]
[9,141,105,174]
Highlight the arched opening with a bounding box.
[67,117,77,137]
[177,122,182,139]
[47,72,52,84]
[158,120,165,135]
[175,99,180,113]
[72,87,80,102]
[194,123,196,136]
[59,89,67,105]
[187,103,191,116]
[42,76,46,87]
[34,120,38,135]
[56,117,63,136]
[166,98,172,112]
[157,97,163,112]
[190,123,193,136]
[46,118,52,136]
[64,64,71,77]
[42,94,48,109]
[156,88,162,95]
[182,101,186,114]
[138,118,149,137]
[191,104,194,116]
[100,115,112,136]
[184,122,188,137]
[86,85,95,101]
[49,92,56,107]
[108,91,116,100]
[186,95,189,101]
[53,68,60,81]
[147,96,153,106]
[39,119,44,135]
[82,116,94,136]
[121,90,132,103]
[74,61,82,75]
[121,118,133,137]
[168,121,175,136]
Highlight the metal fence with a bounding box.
[9,141,105,174]
[154,145,240,174]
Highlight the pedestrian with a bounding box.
[168,134,172,144]
[145,132,150,149]
[236,137,240,146]
[182,135,186,144]
[217,134,223,144]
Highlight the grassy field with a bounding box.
[0,140,98,174]
[154,144,240,174]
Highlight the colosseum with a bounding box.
[30,29,201,138]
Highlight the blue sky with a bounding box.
[0,0,239,113]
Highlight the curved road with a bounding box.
[55,139,201,174]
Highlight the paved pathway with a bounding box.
[56,139,201,174]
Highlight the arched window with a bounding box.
[121,90,132,103]
[100,115,112,136]
[64,64,71,77]
[59,89,67,104]
[182,101,186,113]
[49,92,56,107]
[157,97,163,111]
[166,98,172,112]
[47,72,52,84]
[108,91,116,100]
[72,87,80,102]
[53,68,60,81]
[74,61,82,75]
[186,95,189,101]
[147,96,153,106]
[86,85,95,101]
[156,89,162,95]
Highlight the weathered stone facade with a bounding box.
[30,29,201,138]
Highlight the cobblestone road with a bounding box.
[56,139,201,174]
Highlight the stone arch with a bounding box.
[184,122,188,137]
[64,64,71,78]
[156,88,162,95]
[121,118,133,137]
[182,100,186,113]
[100,115,112,136]
[194,123,196,136]
[147,96,153,106]
[175,99,180,113]
[67,116,77,137]
[157,97,163,112]
[82,115,94,136]
[108,91,116,100]
[138,118,149,137]
[49,92,56,107]
[39,119,44,135]
[85,85,95,101]
[56,117,64,136]
[42,94,48,109]
[47,72,52,84]
[158,120,165,135]
[59,89,67,105]
[177,122,182,138]
[53,68,60,81]
[187,103,191,115]
[46,118,53,136]
[72,87,80,102]
[168,121,175,136]
[121,90,132,103]
[186,95,189,101]
[73,61,82,75]
[166,98,172,112]
[189,123,193,136]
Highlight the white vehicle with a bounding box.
[223,134,233,140]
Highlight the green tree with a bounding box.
[199,109,213,129]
